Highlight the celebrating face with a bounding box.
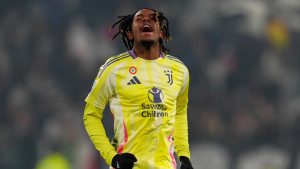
[128,8,163,46]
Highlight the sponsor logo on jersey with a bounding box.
[148,87,164,103]
[127,76,141,85]
[141,87,168,117]
[141,110,168,117]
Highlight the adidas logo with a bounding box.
[127,76,141,85]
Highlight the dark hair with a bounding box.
[110,8,171,53]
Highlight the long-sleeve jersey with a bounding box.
[83,51,191,169]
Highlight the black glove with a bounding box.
[111,153,137,169]
[180,156,194,169]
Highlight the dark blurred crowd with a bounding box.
[1,0,300,169]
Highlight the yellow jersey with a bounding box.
[83,51,191,169]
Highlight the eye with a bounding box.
[150,14,158,21]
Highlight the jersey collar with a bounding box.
[129,50,165,59]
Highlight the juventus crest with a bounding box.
[164,70,173,85]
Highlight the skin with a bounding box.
[127,9,164,60]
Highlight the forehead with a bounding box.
[134,9,156,17]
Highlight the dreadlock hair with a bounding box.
[110,8,172,54]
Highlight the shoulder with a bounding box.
[96,51,131,78]
[165,54,189,71]
[104,51,131,67]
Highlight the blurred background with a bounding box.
[1,0,300,169]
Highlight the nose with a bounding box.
[142,16,150,22]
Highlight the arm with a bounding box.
[83,63,117,165]
[173,68,194,169]
[83,103,117,165]
[173,67,191,159]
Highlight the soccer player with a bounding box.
[83,8,194,169]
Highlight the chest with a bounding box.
[114,61,183,104]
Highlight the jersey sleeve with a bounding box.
[85,63,114,109]
[83,62,117,165]
[83,103,117,165]
[173,66,191,159]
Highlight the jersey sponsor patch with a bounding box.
[141,87,168,118]
[148,87,164,103]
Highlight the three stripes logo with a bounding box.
[127,76,141,85]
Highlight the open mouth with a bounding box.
[141,25,153,32]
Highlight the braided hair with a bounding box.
[110,8,172,53]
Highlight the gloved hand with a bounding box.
[111,153,137,169]
[179,156,194,169]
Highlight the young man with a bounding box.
[83,8,194,169]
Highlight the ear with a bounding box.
[127,31,133,40]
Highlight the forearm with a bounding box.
[173,105,191,158]
[83,103,117,165]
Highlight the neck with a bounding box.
[132,42,161,60]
